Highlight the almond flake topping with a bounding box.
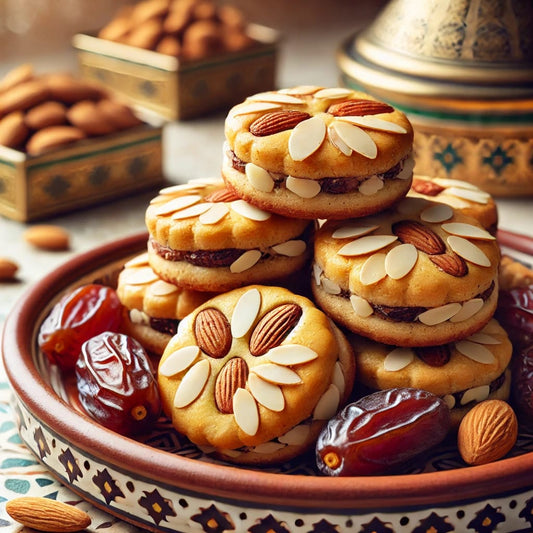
[266,344,318,365]
[313,384,341,420]
[385,243,418,279]
[420,204,454,223]
[350,295,374,317]
[248,92,305,105]
[121,266,159,285]
[124,253,149,267]
[230,250,262,273]
[384,348,414,371]
[279,85,322,96]
[155,194,202,216]
[338,234,397,256]
[199,203,229,224]
[171,202,212,220]
[231,288,261,338]
[359,175,384,195]
[272,240,306,256]
[230,199,271,221]
[333,224,380,239]
[327,124,353,156]
[247,373,284,411]
[233,388,259,435]
[322,278,342,295]
[231,101,281,117]
[434,178,481,191]
[360,253,387,285]
[446,187,490,204]
[151,279,179,296]
[160,346,200,376]
[441,222,495,241]
[245,163,274,192]
[460,385,490,405]
[331,121,377,159]
[288,115,326,161]
[449,298,484,323]
[251,364,302,385]
[314,87,353,99]
[332,361,346,396]
[286,175,321,198]
[338,115,407,134]
[455,340,496,364]
[447,236,491,267]
[173,359,210,407]
[278,424,310,445]
[467,332,500,345]
[418,303,463,325]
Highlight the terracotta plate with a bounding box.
[3,231,533,533]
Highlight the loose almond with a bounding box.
[23,224,70,251]
[0,257,19,280]
[6,497,91,532]
[457,399,518,466]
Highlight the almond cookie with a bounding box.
[349,318,512,426]
[146,178,314,292]
[410,175,498,234]
[158,285,356,464]
[312,196,500,347]
[222,86,414,219]
[117,252,216,355]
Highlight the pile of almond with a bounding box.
[0,64,143,155]
[98,0,256,60]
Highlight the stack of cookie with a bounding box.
[220,86,511,427]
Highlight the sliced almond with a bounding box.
[338,234,397,256]
[359,175,384,196]
[314,87,353,99]
[173,359,210,408]
[286,175,321,198]
[360,253,387,285]
[460,385,490,406]
[446,186,490,204]
[455,340,496,364]
[332,224,379,239]
[350,295,374,317]
[266,344,318,365]
[231,288,261,338]
[449,298,484,322]
[154,194,202,216]
[420,204,454,223]
[313,384,340,420]
[230,250,262,273]
[467,332,500,344]
[199,203,229,224]
[248,373,284,412]
[278,424,310,445]
[245,163,274,192]
[338,115,407,134]
[330,121,377,159]
[417,303,462,325]
[332,361,346,396]
[384,347,414,371]
[121,266,159,285]
[321,278,341,294]
[124,253,149,267]
[272,240,306,257]
[441,223,495,241]
[159,346,199,377]
[327,123,352,155]
[171,202,212,220]
[288,116,326,161]
[233,388,259,435]
[384,243,418,279]
[231,101,280,117]
[230,199,271,221]
[248,92,304,105]
[447,236,491,267]
[251,364,302,385]
[150,279,179,296]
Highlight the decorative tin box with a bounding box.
[72,23,279,121]
[337,0,533,197]
[0,124,163,222]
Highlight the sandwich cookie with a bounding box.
[409,175,498,234]
[312,196,501,347]
[117,253,216,356]
[223,86,414,219]
[145,178,313,292]
[349,318,512,426]
[158,285,356,465]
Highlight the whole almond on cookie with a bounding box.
[24,225,70,251]
[457,400,518,466]
[6,496,91,532]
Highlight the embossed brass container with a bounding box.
[337,0,533,196]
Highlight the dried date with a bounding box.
[511,343,533,429]
[496,286,533,350]
[316,388,451,476]
[76,332,161,436]
[38,284,123,371]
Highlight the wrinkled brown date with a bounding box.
[76,332,161,436]
[316,388,451,476]
[496,286,533,350]
[511,344,533,428]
